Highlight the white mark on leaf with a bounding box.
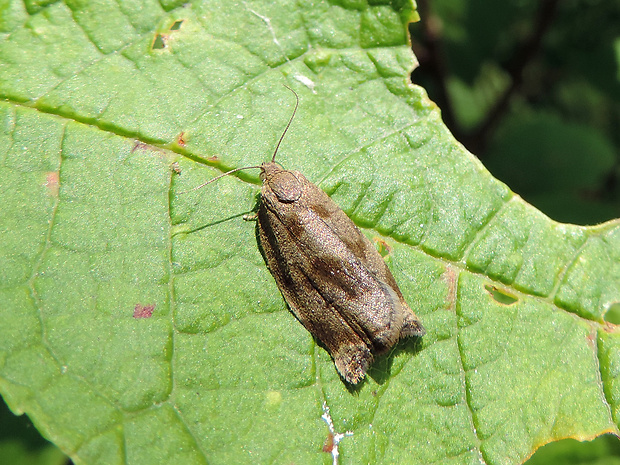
[321,402,353,465]
[244,3,316,93]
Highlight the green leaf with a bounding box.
[1,1,619,465]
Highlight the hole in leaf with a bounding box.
[374,237,392,257]
[152,34,166,49]
[485,285,518,305]
[604,302,620,324]
[170,20,183,30]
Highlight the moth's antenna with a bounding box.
[271,85,299,163]
[178,165,261,194]
[179,85,298,195]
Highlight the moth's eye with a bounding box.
[270,171,302,203]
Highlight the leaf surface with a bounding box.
[1,1,619,464]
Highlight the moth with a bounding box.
[192,88,425,384]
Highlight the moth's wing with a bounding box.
[296,173,402,292]
[257,202,373,384]
[261,182,406,355]
[294,173,425,342]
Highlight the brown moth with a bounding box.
[193,88,425,384]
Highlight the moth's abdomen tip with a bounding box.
[404,323,426,338]
[342,365,366,385]
[335,347,373,385]
[401,312,426,338]
[346,372,365,385]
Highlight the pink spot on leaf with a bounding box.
[133,303,155,319]
[132,141,149,153]
[45,171,60,197]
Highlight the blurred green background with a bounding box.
[0,397,67,465]
[410,0,620,227]
[3,0,619,464]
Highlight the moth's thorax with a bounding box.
[260,162,302,203]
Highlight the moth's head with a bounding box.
[260,162,302,203]
[259,161,283,182]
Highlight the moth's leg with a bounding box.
[243,212,258,221]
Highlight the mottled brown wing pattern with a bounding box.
[257,162,425,384]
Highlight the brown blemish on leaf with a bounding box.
[171,162,182,175]
[441,266,458,310]
[133,303,155,319]
[130,141,169,164]
[484,284,518,305]
[176,131,187,147]
[45,171,59,197]
[206,155,219,162]
[322,432,334,453]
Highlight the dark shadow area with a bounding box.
[410,0,620,225]
[0,396,73,464]
[0,397,48,451]
[367,335,425,386]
